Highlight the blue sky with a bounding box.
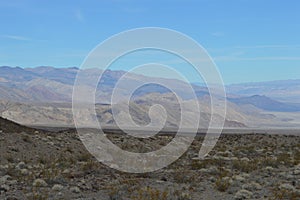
[0,0,299,84]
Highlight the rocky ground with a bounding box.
[0,117,300,199]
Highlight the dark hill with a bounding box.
[0,116,36,133]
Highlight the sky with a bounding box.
[0,0,299,84]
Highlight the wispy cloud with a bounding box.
[121,7,145,14]
[0,1,24,8]
[209,44,300,53]
[211,32,225,37]
[214,56,300,62]
[0,34,31,41]
[208,44,300,62]
[55,52,88,58]
[233,44,300,49]
[75,9,84,22]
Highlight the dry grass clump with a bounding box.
[232,159,258,173]
[271,188,300,200]
[215,177,231,192]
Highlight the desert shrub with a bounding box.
[81,160,98,171]
[271,189,300,200]
[5,154,14,162]
[259,157,278,168]
[22,134,32,143]
[108,185,121,200]
[294,150,300,163]
[215,177,231,192]
[191,160,207,170]
[173,170,195,184]
[132,186,169,200]
[77,153,92,162]
[277,153,294,166]
[232,160,258,173]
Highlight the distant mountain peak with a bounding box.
[68,67,79,70]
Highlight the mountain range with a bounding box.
[0,66,299,128]
[227,79,300,103]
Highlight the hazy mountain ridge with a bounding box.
[227,79,300,103]
[2,66,299,104]
[228,95,300,112]
[0,66,209,103]
[0,66,299,128]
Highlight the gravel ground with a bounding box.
[0,118,300,199]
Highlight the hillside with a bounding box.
[0,116,36,133]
